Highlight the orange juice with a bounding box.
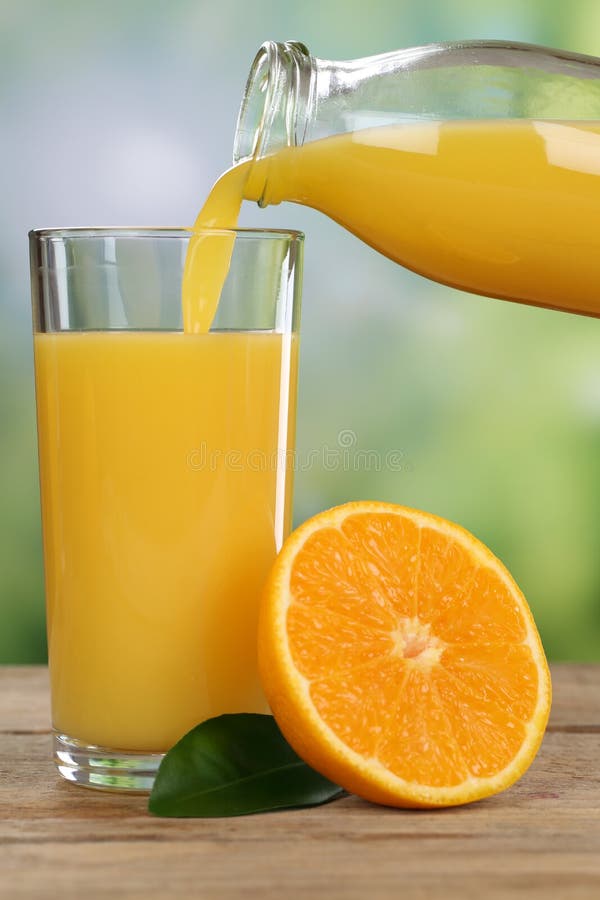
[36,118,600,758]
[35,330,297,751]
[184,120,600,332]
[254,119,600,315]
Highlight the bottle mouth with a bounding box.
[233,41,313,165]
[234,43,275,163]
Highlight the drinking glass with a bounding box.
[30,226,303,791]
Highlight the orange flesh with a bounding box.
[285,512,541,788]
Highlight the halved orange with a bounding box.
[259,501,551,807]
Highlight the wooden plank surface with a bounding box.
[1,665,599,899]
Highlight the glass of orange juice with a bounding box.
[30,226,303,791]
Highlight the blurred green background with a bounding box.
[3,0,600,663]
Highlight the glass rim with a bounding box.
[29,225,304,242]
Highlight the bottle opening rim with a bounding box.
[233,42,276,164]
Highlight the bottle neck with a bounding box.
[233,41,315,167]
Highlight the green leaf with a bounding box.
[148,713,344,818]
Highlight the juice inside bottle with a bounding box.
[184,119,600,333]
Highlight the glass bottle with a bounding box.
[233,41,600,315]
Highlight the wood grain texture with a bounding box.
[1,665,599,899]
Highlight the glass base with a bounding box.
[53,732,164,792]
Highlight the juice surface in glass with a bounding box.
[34,330,297,752]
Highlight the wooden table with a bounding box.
[1,665,599,899]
